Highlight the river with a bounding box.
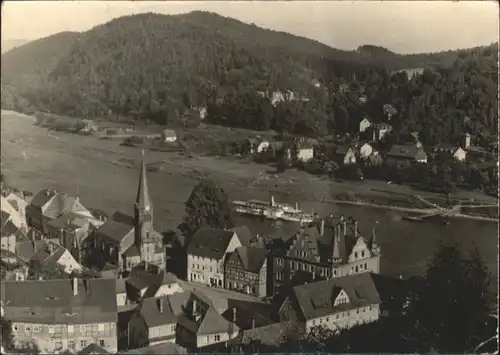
[1,110,498,283]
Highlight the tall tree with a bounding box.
[404,242,495,353]
[179,178,233,237]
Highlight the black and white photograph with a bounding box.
[0,1,498,354]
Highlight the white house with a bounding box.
[279,273,381,334]
[295,141,315,163]
[30,242,83,274]
[1,195,28,233]
[433,145,467,162]
[334,146,357,165]
[358,142,374,159]
[162,129,177,143]
[186,228,242,288]
[359,117,371,133]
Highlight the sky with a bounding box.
[1,1,499,54]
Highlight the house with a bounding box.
[269,215,381,297]
[30,241,83,274]
[224,246,268,298]
[433,145,467,162]
[334,146,357,165]
[359,117,372,133]
[228,225,255,247]
[127,296,178,348]
[46,211,93,263]
[357,142,374,159]
[295,141,315,163]
[1,193,28,232]
[1,211,19,253]
[370,123,393,141]
[0,277,118,354]
[247,138,270,154]
[161,129,177,143]
[387,144,428,164]
[176,291,239,350]
[278,273,381,333]
[186,227,242,287]
[26,189,98,235]
[92,152,165,274]
[126,263,183,303]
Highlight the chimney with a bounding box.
[158,298,164,313]
[343,220,347,235]
[251,318,256,330]
[72,277,78,296]
[354,221,358,237]
[232,307,237,323]
[192,300,197,317]
[320,219,325,236]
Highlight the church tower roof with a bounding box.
[136,150,152,209]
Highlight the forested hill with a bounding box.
[0,11,497,130]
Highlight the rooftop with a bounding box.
[187,227,235,260]
[1,278,117,324]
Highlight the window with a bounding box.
[206,336,210,343]
[25,325,31,332]
[99,340,105,347]
[354,252,358,258]
[80,325,86,333]
[69,340,75,349]
[214,335,221,341]
[171,324,176,332]
[33,325,40,333]
[361,251,365,258]
[326,317,329,322]
[333,269,337,276]
[98,323,105,332]
[364,263,368,269]
[80,340,87,348]
[48,325,54,334]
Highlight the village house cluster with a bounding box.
[1,152,409,354]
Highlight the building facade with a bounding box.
[1,278,118,354]
[224,246,268,298]
[278,273,381,333]
[186,228,242,287]
[269,216,381,297]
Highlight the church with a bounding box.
[91,151,165,273]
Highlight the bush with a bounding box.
[122,136,144,146]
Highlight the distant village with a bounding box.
[0,151,403,355]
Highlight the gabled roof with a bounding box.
[1,210,11,227]
[1,278,117,324]
[138,296,177,327]
[229,225,253,246]
[233,247,267,274]
[372,122,392,130]
[334,145,355,156]
[28,189,57,209]
[47,212,89,230]
[1,220,18,238]
[43,194,88,219]
[95,220,134,243]
[187,228,236,260]
[291,273,381,321]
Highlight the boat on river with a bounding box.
[232,196,315,224]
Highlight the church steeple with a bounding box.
[371,221,380,255]
[136,150,152,210]
[135,150,154,247]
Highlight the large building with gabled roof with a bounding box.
[269,215,381,296]
[92,151,165,274]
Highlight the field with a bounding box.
[1,110,498,283]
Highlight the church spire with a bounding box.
[371,221,380,255]
[136,150,152,209]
